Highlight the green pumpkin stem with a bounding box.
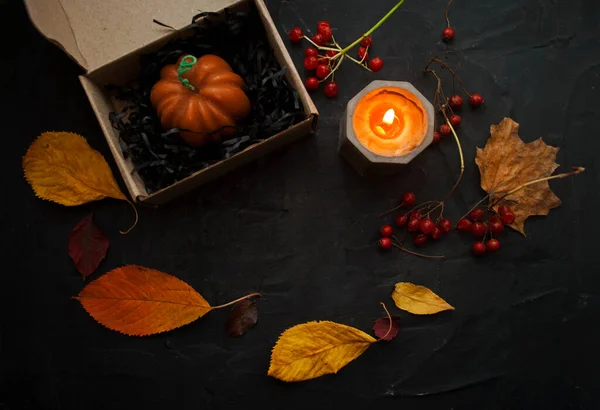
[177,55,197,90]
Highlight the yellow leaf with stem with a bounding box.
[392,282,454,315]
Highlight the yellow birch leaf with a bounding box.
[392,282,454,315]
[23,131,127,206]
[268,321,376,382]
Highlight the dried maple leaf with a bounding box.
[373,317,400,341]
[68,214,109,278]
[475,118,563,235]
[268,321,377,382]
[23,132,127,206]
[226,299,258,337]
[74,265,260,336]
[392,282,454,315]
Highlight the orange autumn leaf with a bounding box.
[75,265,213,336]
[23,132,127,206]
[475,118,563,235]
[268,321,377,382]
[23,131,138,233]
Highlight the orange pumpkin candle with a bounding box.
[150,54,251,147]
[352,87,429,157]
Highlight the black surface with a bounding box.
[2,0,600,408]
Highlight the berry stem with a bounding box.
[340,0,406,54]
[302,36,339,51]
[320,54,345,83]
[212,292,262,310]
[458,195,490,223]
[391,236,445,259]
[347,55,374,71]
[440,111,464,203]
[376,302,393,342]
[425,57,471,97]
[445,0,455,28]
[490,166,585,207]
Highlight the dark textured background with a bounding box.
[2,0,600,408]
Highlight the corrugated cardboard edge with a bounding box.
[254,0,318,118]
[79,76,147,201]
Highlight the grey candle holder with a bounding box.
[338,80,434,177]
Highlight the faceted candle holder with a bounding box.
[338,80,435,177]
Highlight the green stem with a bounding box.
[341,0,405,54]
[178,55,197,90]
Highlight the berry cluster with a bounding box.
[378,192,447,258]
[425,56,484,147]
[289,21,385,98]
[456,205,516,256]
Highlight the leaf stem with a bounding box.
[212,292,262,310]
[377,302,393,342]
[490,167,585,207]
[120,200,139,235]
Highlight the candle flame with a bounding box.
[382,108,395,125]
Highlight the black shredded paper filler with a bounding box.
[108,8,306,193]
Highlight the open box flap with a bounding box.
[24,0,239,71]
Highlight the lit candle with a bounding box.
[339,81,434,176]
[352,87,429,157]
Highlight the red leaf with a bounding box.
[226,299,258,337]
[68,214,109,277]
[372,317,400,341]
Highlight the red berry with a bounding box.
[379,237,392,250]
[497,205,511,216]
[289,27,304,43]
[490,221,504,235]
[316,64,330,79]
[442,27,455,42]
[469,208,484,221]
[317,21,331,34]
[407,219,420,233]
[471,222,486,237]
[324,81,338,98]
[325,50,338,58]
[312,33,325,46]
[449,95,463,109]
[438,218,453,233]
[358,47,369,61]
[486,239,501,252]
[472,241,486,256]
[305,77,319,91]
[433,131,441,144]
[395,214,408,227]
[380,225,393,237]
[305,47,318,57]
[409,210,422,220]
[469,93,484,108]
[319,26,333,42]
[402,192,416,207]
[419,218,435,234]
[369,57,384,72]
[414,233,428,246]
[360,35,372,47]
[501,213,515,225]
[304,56,318,70]
[431,227,443,240]
[489,215,499,223]
[439,124,451,136]
[457,218,473,232]
[449,114,461,127]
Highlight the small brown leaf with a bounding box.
[226,299,258,337]
[68,214,109,278]
[372,317,400,341]
[475,118,561,235]
[392,282,454,315]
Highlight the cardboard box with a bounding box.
[25,0,318,206]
